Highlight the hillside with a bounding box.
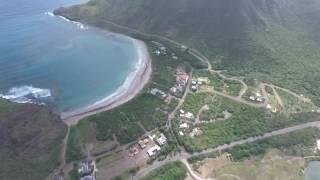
[0,99,67,180]
[54,0,320,105]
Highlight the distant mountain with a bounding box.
[55,0,320,104]
[0,99,66,179]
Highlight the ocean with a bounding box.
[0,0,139,113]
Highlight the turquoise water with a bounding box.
[0,0,138,112]
[305,161,320,180]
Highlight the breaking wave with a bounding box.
[0,86,52,104]
[45,11,86,29]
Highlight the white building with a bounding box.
[179,123,189,129]
[185,112,194,119]
[147,145,161,157]
[156,133,167,146]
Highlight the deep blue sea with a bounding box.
[0,0,138,112]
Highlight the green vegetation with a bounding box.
[67,164,80,180]
[141,162,187,180]
[180,92,320,152]
[66,127,85,163]
[189,127,320,164]
[265,86,274,95]
[276,88,315,114]
[0,99,67,180]
[193,70,224,91]
[225,80,242,96]
[55,0,320,106]
[228,128,320,161]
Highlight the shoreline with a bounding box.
[60,39,152,125]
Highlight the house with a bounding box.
[154,50,161,56]
[266,104,272,109]
[185,112,194,119]
[78,161,94,175]
[155,133,167,146]
[179,131,184,136]
[249,96,256,101]
[147,145,161,157]
[138,138,149,149]
[150,88,167,98]
[170,86,177,94]
[191,85,198,91]
[179,123,189,129]
[317,140,320,150]
[190,128,203,137]
[80,175,96,180]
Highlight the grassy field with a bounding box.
[197,150,305,180]
[141,162,187,180]
[0,99,67,180]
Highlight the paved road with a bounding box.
[136,121,320,179]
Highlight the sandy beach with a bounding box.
[60,39,152,125]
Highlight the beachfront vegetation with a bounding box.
[141,162,187,180]
[0,99,67,179]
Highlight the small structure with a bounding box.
[128,145,140,157]
[190,128,203,137]
[317,140,320,150]
[78,161,96,180]
[266,104,272,109]
[150,88,167,99]
[147,145,161,157]
[185,112,194,119]
[154,50,161,56]
[179,131,184,136]
[249,95,265,103]
[179,123,189,129]
[170,86,178,94]
[156,133,167,146]
[191,85,198,92]
[78,161,94,175]
[138,138,149,149]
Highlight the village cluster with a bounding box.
[128,131,168,159]
[177,109,203,138]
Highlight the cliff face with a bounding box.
[0,99,66,179]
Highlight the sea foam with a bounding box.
[0,86,52,104]
[45,11,86,29]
